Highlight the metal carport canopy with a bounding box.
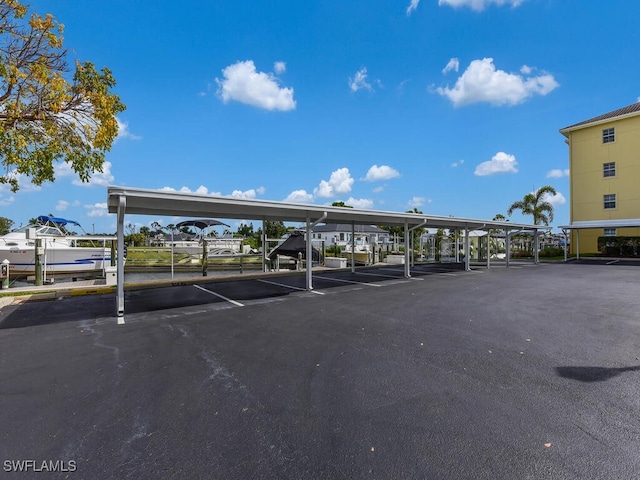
[107,185,538,319]
[107,186,535,230]
[559,218,640,260]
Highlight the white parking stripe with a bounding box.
[354,271,403,279]
[257,279,325,295]
[355,271,422,282]
[194,284,244,306]
[315,275,382,287]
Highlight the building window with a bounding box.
[604,194,616,209]
[603,162,616,177]
[604,228,617,237]
[602,127,615,143]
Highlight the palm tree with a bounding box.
[507,186,557,226]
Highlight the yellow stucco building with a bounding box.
[560,102,640,255]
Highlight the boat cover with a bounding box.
[36,215,82,227]
[176,219,230,230]
[268,231,322,261]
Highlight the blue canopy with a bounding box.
[37,215,82,227]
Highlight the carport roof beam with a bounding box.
[107,186,536,231]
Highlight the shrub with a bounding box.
[598,236,640,257]
[539,246,565,258]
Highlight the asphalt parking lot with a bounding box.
[1,262,639,479]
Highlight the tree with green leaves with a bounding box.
[379,208,425,240]
[0,216,13,234]
[507,186,557,226]
[331,201,353,208]
[263,220,288,239]
[236,222,254,238]
[0,1,125,191]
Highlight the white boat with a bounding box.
[343,242,372,265]
[0,216,117,277]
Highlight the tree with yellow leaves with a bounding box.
[0,1,125,191]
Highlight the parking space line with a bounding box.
[364,268,424,281]
[354,271,403,279]
[314,276,382,287]
[257,279,325,295]
[193,284,244,306]
[377,268,404,274]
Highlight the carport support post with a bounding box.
[116,195,126,319]
[486,230,491,269]
[576,230,580,260]
[464,225,471,272]
[562,228,568,262]
[455,229,460,263]
[408,218,427,267]
[404,220,410,278]
[351,222,356,273]
[306,215,313,290]
[505,229,511,268]
[262,219,268,272]
[534,229,540,264]
[305,211,327,291]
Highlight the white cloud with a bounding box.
[364,165,400,181]
[436,58,559,107]
[80,161,114,187]
[273,61,286,74]
[55,199,80,211]
[0,170,41,192]
[546,168,570,178]
[116,117,142,141]
[542,191,566,207]
[438,0,525,11]
[373,185,385,193]
[406,0,420,15]
[349,67,373,93]
[0,194,14,206]
[474,151,518,176]
[451,159,465,168]
[314,168,354,198]
[159,185,263,199]
[85,202,108,217]
[1,170,42,192]
[345,197,374,209]
[284,190,314,203]
[56,161,115,188]
[231,188,265,200]
[159,185,217,195]
[442,58,460,74]
[216,60,296,111]
[55,162,74,179]
[407,196,430,208]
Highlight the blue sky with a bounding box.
[3,0,639,234]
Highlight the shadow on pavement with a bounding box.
[555,365,640,382]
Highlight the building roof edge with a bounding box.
[559,102,640,135]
